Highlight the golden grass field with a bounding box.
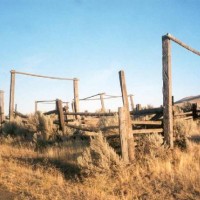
[0,113,199,200]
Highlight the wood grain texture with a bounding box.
[14,70,75,81]
[9,70,15,120]
[119,107,129,162]
[0,90,5,122]
[56,99,65,134]
[162,36,173,148]
[119,70,135,161]
[132,128,163,134]
[132,120,162,125]
[100,93,105,112]
[73,79,80,119]
[166,33,200,56]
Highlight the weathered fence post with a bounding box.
[118,107,129,162]
[63,102,69,123]
[73,78,80,119]
[35,101,38,113]
[15,104,18,117]
[162,34,173,148]
[129,95,134,111]
[9,70,16,120]
[192,103,198,119]
[56,99,65,134]
[172,96,174,106]
[71,101,75,119]
[136,104,142,111]
[119,70,135,161]
[0,90,5,123]
[100,93,105,112]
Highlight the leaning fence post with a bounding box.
[119,70,135,161]
[118,107,129,163]
[9,70,16,120]
[73,78,80,119]
[0,90,5,123]
[162,34,173,148]
[56,99,65,134]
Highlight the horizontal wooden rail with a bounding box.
[132,120,162,125]
[184,116,193,120]
[79,93,105,101]
[132,128,163,134]
[104,94,122,98]
[174,111,193,117]
[64,112,117,117]
[66,124,119,132]
[44,109,58,115]
[14,111,28,119]
[79,96,122,101]
[44,109,117,116]
[166,33,200,56]
[36,100,56,103]
[53,119,75,124]
[45,107,164,117]
[13,70,76,81]
[131,107,163,116]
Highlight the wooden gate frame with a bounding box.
[162,33,200,148]
[9,70,79,120]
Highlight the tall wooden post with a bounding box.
[9,70,16,120]
[119,70,135,161]
[71,101,75,119]
[0,90,5,124]
[119,71,130,111]
[56,99,65,134]
[73,78,79,119]
[100,93,105,112]
[35,101,38,113]
[136,104,142,111]
[162,35,173,148]
[129,95,134,111]
[118,107,129,162]
[15,104,17,114]
[192,103,198,119]
[63,102,69,122]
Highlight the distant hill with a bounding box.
[175,95,200,105]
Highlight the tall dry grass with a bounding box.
[0,115,199,199]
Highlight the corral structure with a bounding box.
[0,33,200,163]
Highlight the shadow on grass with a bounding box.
[6,155,82,181]
[188,134,200,144]
[0,185,16,200]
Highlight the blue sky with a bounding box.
[0,0,200,113]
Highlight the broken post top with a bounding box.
[119,70,130,111]
[162,33,200,56]
[10,70,16,74]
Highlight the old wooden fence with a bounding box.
[0,33,199,163]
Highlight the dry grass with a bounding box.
[0,117,200,199]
